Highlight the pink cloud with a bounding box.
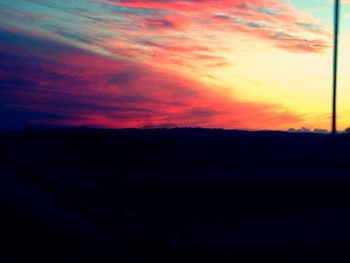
[101,0,330,54]
[0,29,304,130]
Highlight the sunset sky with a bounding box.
[1,0,350,130]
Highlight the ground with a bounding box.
[1,128,350,262]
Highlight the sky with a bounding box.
[1,0,350,130]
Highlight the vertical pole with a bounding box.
[331,0,340,170]
[332,0,340,136]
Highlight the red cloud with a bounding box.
[0,29,304,130]
[101,0,330,54]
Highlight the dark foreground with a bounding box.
[1,128,350,262]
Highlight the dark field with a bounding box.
[2,128,350,262]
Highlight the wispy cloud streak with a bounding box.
[0,28,303,129]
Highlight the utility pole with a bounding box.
[331,0,340,170]
[332,0,340,136]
